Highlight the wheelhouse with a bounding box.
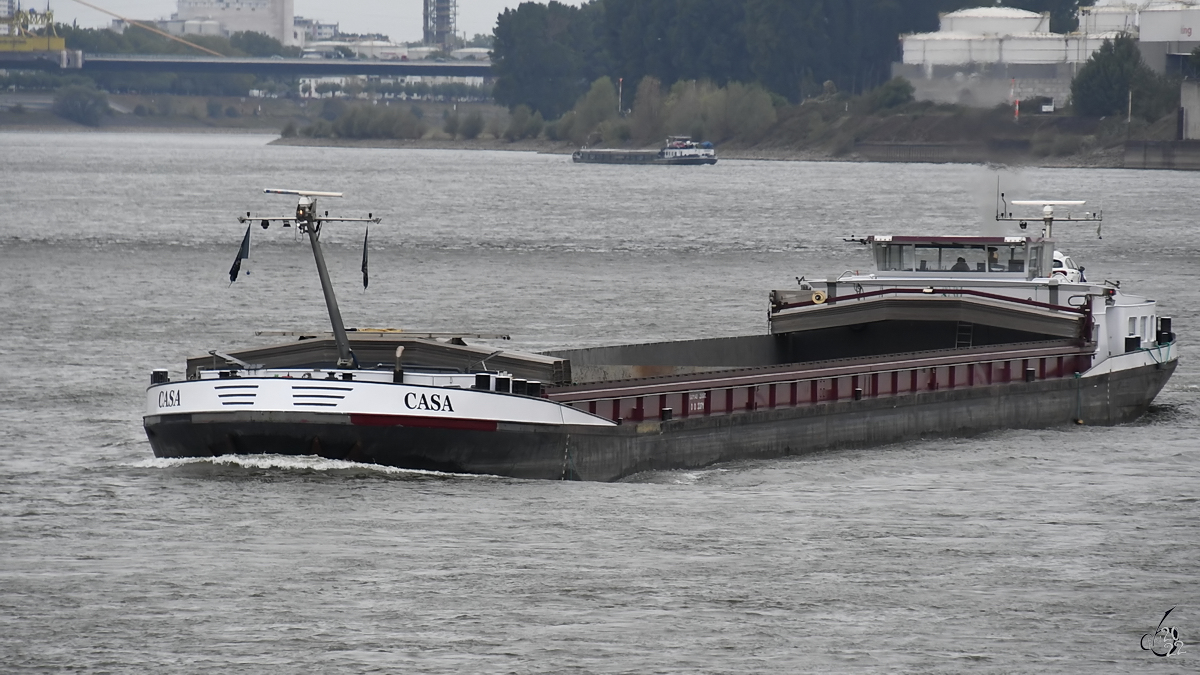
[870,236,1047,279]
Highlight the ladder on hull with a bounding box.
[955,322,974,349]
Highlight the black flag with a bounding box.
[229,223,251,284]
[361,227,369,289]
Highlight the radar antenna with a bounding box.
[996,195,1101,239]
[237,189,381,368]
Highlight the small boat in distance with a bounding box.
[572,136,718,165]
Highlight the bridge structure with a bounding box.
[0,52,493,79]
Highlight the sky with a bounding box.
[36,0,585,44]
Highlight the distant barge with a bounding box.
[572,136,717,165]
[145,193,1177,481]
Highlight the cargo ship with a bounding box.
[571,136,717,165]
[143,191,1177,481]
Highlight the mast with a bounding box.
[239,189,380,370]
[296,195,355,367]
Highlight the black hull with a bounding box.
[145,360,1174,481]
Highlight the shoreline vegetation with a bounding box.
[2,85,1166,169]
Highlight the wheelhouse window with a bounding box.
[987,244,1025,272]
[876,243,915,271]
[913,244,990,272]
[873,240,1031,274]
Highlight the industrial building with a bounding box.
[896,2,1200,107]
[895,6,1118,106]
[172,0,298,46]
[294,16,338,42]
[1138,1,1200,73]
[423,0,457,48]
[145,0,345,49]
[1,0,14,36]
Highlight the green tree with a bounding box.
[229,30,286,57]
[330,105,427,139]
[569,76,619,144]
[316,82,343,99]
[629,76,666,144]
[603,0,753,88]
[491,1,608,119]
[869,76,915,111]
[459,110,485,139]
[53,85,110,126]
[466,33,493,48]
[504,104,533,140]
[525,110,545,138]
[1070,34,1175,120]
[743,0,827,100]
[723,81,776,141]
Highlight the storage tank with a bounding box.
[1066,32,1124,63]
[1078,5,1140,34]
[940,7,1050,35]
[903,33,1001,65]
[1001,34,1069,63]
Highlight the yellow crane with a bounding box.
[1,8,65,51]
[1,0,223,56]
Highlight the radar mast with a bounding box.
[238,189,381,368]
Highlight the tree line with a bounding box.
[491,0,1096,119]
[1071,34,1184,121]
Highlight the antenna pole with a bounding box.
[247,189,378,369]
[306,225,354,367]
[298,197,354,368]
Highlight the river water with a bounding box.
[1,131,1198,673]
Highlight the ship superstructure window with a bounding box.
[872,239,1034,275]
[914,244,990,272]
[877,243,916,271]
[1129,317,1138,336]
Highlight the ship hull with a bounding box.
[571,150,717,165]
[145,357,1175,482]
[661,157,718,165]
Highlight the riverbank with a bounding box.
[251,94,1174,168]
[0,91,1168,169]
[267,134,1126,168]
